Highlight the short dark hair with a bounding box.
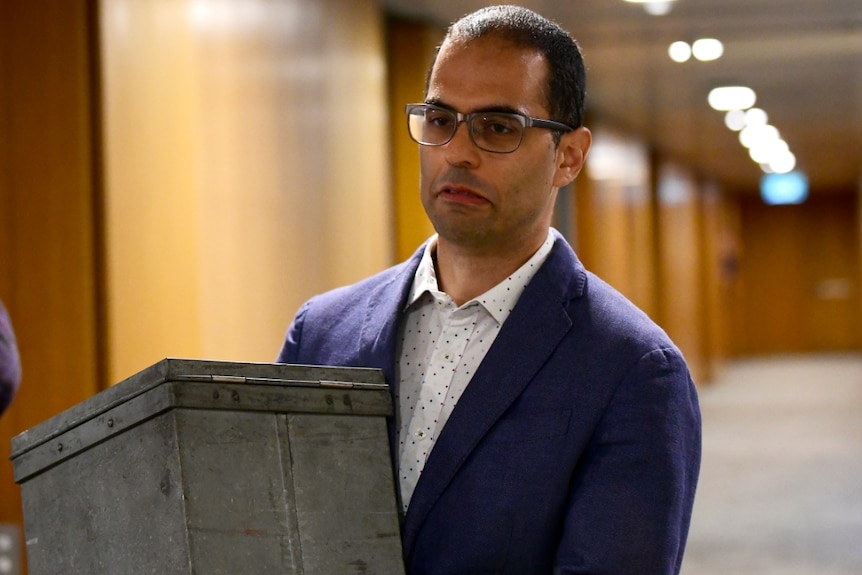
[428,5,586,130]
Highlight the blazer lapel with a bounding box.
[357,245,426,387]
[354,245,425,494]
[401,236,586,554]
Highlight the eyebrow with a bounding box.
[424,99,524,116]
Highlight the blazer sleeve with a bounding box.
[275,299,311,364]
[0,300,22,415]
[554,347,701,575]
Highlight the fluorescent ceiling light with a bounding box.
[724,109,746,131]
[744,108,768,127]
[768,150,797,174]
[668,41,692,62]
[643,2,674,15]
[623,0,678,15]
[749,139,789,164]
[708,86,756,111]
[739,124,780,149]
[692,38,724,61]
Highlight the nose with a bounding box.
[443,120,480,167]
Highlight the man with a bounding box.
[278,5,700,573]
[0,298,21,415]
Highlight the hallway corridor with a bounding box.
[681,354,862,574]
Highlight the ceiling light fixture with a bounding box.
[749,138,789,164]
[669,38,725,64]
[708,86,756,111]
[724,109,747,131]
[692,38,724,61]
[767,150,797,174]
[643,2,675,16]
[712,88,800,179]
[668,41,692,62]
[739,124,780,149]
[743,108,768,127]
[623,0,678,16]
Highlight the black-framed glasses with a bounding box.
[405,103,574,154]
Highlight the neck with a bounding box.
[433,231,549,306]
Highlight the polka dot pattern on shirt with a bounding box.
[395,232,556,512]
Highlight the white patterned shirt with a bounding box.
[395,231,555,511]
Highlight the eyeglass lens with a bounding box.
[407,106,525,153]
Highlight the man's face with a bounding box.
[420,35,587,256]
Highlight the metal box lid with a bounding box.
[10,358,389,483]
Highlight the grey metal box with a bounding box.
[10,358,405,575]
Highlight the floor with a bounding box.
[680,353,862,575]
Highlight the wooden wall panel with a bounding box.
[655,162,706,383]
[100,0,393,381]
[100,0,204,380]
[736,193,859,354]
[700,183,740,377]
[0,0,101,549]
[737,200,807,353]
[803,195,859,349]
[859,181,862,350]
[387,17,440,261]
[576,126,657,318]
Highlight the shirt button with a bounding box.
[415,430,427,439]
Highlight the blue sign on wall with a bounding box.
[760,171,808,205]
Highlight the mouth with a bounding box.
[437,185,489,205]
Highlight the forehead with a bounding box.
[427,36,549,113]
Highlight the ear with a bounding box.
[553,127,592,188]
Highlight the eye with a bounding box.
[481,114,520,135]
[426,109,455,128]
[488,122,513,135]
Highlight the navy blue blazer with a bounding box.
[277,230,701,575]
[0,298,21,415]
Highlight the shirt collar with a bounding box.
[405,231,556,324]
[405,236,441,309]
